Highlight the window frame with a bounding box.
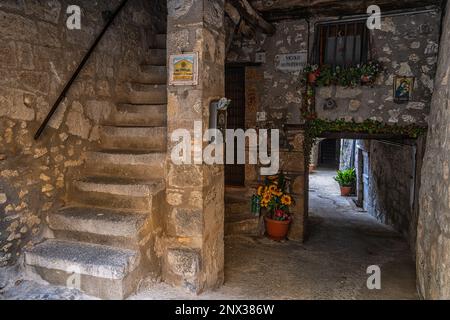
[314,20,370,68]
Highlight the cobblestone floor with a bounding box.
[0,168,418,300]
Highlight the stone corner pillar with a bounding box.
[163,0,225,293]
[281,128,308,242]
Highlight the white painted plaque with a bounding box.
[275,52,307,72]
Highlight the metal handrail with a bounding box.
[34,0,129,140]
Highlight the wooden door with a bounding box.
[225,66,246,186]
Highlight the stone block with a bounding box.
[66,101,91,139]
[85,100,113,124]
[16,42,34,70]
[280,151,305,173]
[0,12,38,43]
[37,21,61,47]
[0,88,35,121]
[286,130,305,152]
[0,41,17,68]
[288,211,305,242]
[19,71,50,95]
[24,0,61,24]
[167,248,200,279]
[291,175,306,195]
[167,164,203,189]
[169,208,203,237]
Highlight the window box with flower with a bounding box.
[254,174,294,241]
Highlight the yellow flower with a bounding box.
[281,195,292,206]
[257,186,264,196]
[268,185,278,194]
[275,190,283,197]
[262,192,272,203]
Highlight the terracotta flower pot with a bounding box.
[361,75,371,84]
[340,186,352,197]
[265,216,291,241]
[309,164,316,173]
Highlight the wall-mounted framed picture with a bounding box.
[394,76,415,104]
[169,52,199,86]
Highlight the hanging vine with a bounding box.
[302,118,428,169]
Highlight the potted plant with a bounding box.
[316,65,334,86]
[254,174,294,241]
[360,61,383,85]
[304,64,320,84]
[334,168,356,196]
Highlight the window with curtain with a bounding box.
[316,21,369,68]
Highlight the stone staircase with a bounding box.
[25,34,168,300]
[225,187,260,236]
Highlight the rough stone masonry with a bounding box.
[417,2,450,299]
[1,0,450,301]
[0,0,165,268]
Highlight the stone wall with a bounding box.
[357,139,423,252]
[228,19,308,127]
[227,9,441,244]
[417,2,450,299]
[316,12,440,125]
[228,11,440,126]
[339,139,355,170]
[0,0,165,268]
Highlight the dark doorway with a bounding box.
[225,66,246,186]
[318,139,340,169]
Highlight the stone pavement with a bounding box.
[0,168,418,300]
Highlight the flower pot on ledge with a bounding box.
[307,72,317,84]
[340,186,352,197]
[265,216,291,241]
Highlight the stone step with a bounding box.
[70,177,165,211]
[48,207,149,249]
[85,150,165,180]
[143,49,166,66]
[118,83,167,105]
[100,126,166,152]
[106,104,167,127]
[25,239,140,299]
[152,34,166,49]
[225,213,260,236]
[137,65,167,84]
[225,201,251,215]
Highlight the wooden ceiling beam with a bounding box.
[249,0,442,21]
[227,0,276,35]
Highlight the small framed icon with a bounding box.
[393,76,415,104]
[169,52,199,86]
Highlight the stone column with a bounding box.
[163,0,225,293]
[416,3,450,299]
[281,128,308,241]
